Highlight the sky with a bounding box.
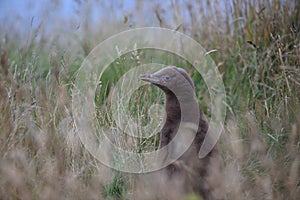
[0,0,137,34]
[0,0,232,41]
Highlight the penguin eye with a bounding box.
[163,75,171,81]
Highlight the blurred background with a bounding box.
[0,0,299,199]
[3,0,294,45]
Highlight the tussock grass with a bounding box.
[0,0,299,199]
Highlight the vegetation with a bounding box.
[0,0,299,199]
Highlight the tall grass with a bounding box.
[0,0,299,199]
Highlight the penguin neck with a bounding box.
[164,90,198,124]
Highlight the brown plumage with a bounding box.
[140,66,224,200]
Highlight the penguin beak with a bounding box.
[139,73,160,84]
